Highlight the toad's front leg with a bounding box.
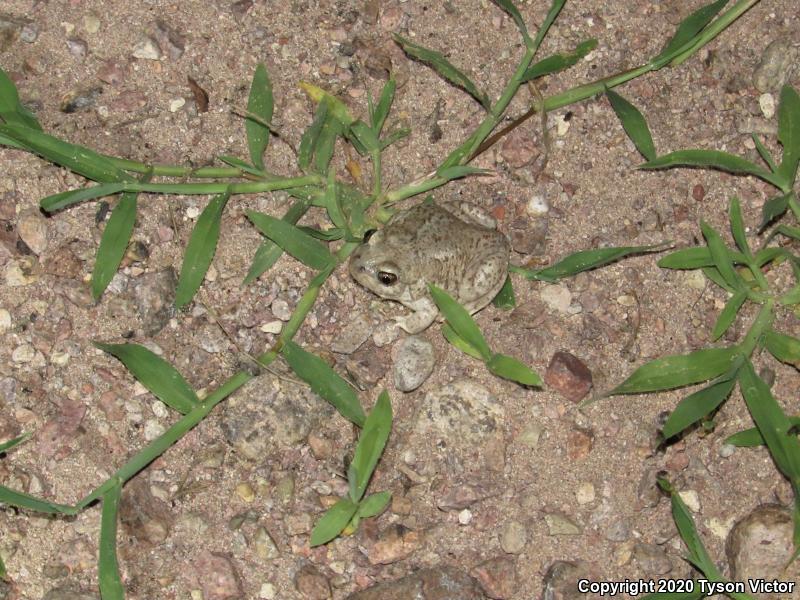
[393,297,439,334]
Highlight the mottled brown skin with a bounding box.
[349,201,510,333]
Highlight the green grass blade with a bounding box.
[702,266,734,293]
[175,192,229,309]
[728,197,751,257]
[711,290,746,341]
[441,324,485,360]
[527,243,668,282]
[357,491,392,519]
[314,108,345,173]
[371,78,396,135]
[246,210,334,270]
[0,485,77,515]
[641,150,779,187]
[0,432,31,454]
[487,353,542,386]
[92,192,138,300]
[98,480,124,600]
[606,89,656,161]
[0,123,132,184]
[300,82,356,126]
[310,497,358,547]
[246,64,273,171]
[700,221,741,290]
[298,99,328,172]
[349,120,379,154]
[726,416,800,447]
[522,39,597,82]
[638,591,704,600]
[492,0,531,44]
[0,68,42,131]
[393,34,490,110]
[658,246,747,269]
[40,183,127,213]
[530,0,566,51]
[436,165,491,181]
[610,346,740,395]
[94,342,199,414]
[752,133,779,173]
[350,391,392,501]
[429,285,491,360]
[491,275,515,309]
[661,364,740,439]
[764,329,800,368]
[217,154,268,177]
[739,359,800,482]
[379,127,411,150]
[281,341,366,427]
[759,191,793,230]
[653,0,729,64]
[242,198,311,284]
[776,85,800,184]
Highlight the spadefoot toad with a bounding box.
[349,201,510,333]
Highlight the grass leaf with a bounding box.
[94,342,199,414]
[281,341,366,427]
[246,210,334,270]
[0,485,78,515]
[759,191,793,230]
[441,324,485,360]
[487,353,542,386]
[653,0,729,64]
[298,99,328,172]
[429,285,491,360]
[661,363,740,439]
[491,275,515,309]
[527,243,668,282]
[658,246,746,270]
[776,85,800,184]
[728,197,751,257]
[711,290,746,341]
[0,67,42,131]
[700,220,741,290]
[40,183,127,213]
[243,198,310,284]
[606,89,656,161]
[611,346,741,395]
[176,192,229,308]
[350,391,392,501]
[217,154,268,177]
[436,165,492,181]
[246,64,273,171]
[1,123,132,185]
[310,497,358,547]
[92,192,138,300]
[522,39,597,82]
[641,149,778,186]
[394,34,490,110]
[0,432,31,454]
[764,329,800,368]
[752,133,778,173]
[726,416,800,447]
[492,0,530,43]
[357,490,392,519]
[371,78,396,135]
[98,480,124,600]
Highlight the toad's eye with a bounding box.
[377,271,398,286]
[363,229,377,242]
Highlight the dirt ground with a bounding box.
[1,0,799,599]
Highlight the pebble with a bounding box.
[331,312,372,353]
[132,36,162,60]
[153,19,185,60]
[544,512,581,536]
[294,564,331,599]
[11,343,35,363]
[258,582,276,599]
[526,193,549,217]
[759,92,776,119]
[575,482,595,505]
[169,97,186,112]
[633,542,672,575]
[458,508,473,525]
[544,351,593,402]
[61,87,102,113]
[143,419,166,441]
[254,527,280,559]
[678,489,700,512]
[66,37,88,61]
[541,560,594,600]
[270,298,292,321]
[194,551,244,600]
[470,556,517,599]
[718,443,735,458]
[130,268,177,335]
[392,335,434,392]
[518,424,543,448]
[20,22,38,43]
[500,127,540,168]
[17,210,48,255]
[0,308,11,333]
[753,37,800,93]
[566,426,594,460]
[727,504,795,583]
[345,343,388,390]
[260,320,283,334]
[83,14,101,34]
[499,520,527,554]
[97,60,126,85]
[363,524,420,565]
[540,284,572,313]
[346,566,483,600]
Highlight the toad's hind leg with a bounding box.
[458,253,508,314]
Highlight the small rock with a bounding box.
[363,524,420,565]
[294,564,331,600]
[119,477,171,545]
[194,551,243,600]
[346,343,388,390]
[727,504,799,594]
[130,268,177,335]
[692,183,705,202]
[20,22,39,43]
[61,87,102,113]
[0,308,11,333]
[753,38,800,93]
[97,60,126,85]
[633,542,672,575]
[132,36,162,60]
[544,351,593,402]
[66,37,88,61]
[392,335,435,392]
[43,245,83,278]
[604,518,630,542]
[331,312,372,353]
[471,556,517,599]
[11,343,35,363]
[500,127,540,168]
[499,520,527,554]
[508,216,548,256]
[83,14,101,34]
[540,284,572,313]
[526,193,549,217]
[575,482,595,505]
[254,527,280,560]
[458,508,473,525]
[544,512,581,536]
[679,489,700,513]
[271,298,292,321]
[566,427,594,460]
[541,560,593,600]
[17,210,48,255]
[346,566,483,600]
[153,19,185,60]
[760,92,776,119]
